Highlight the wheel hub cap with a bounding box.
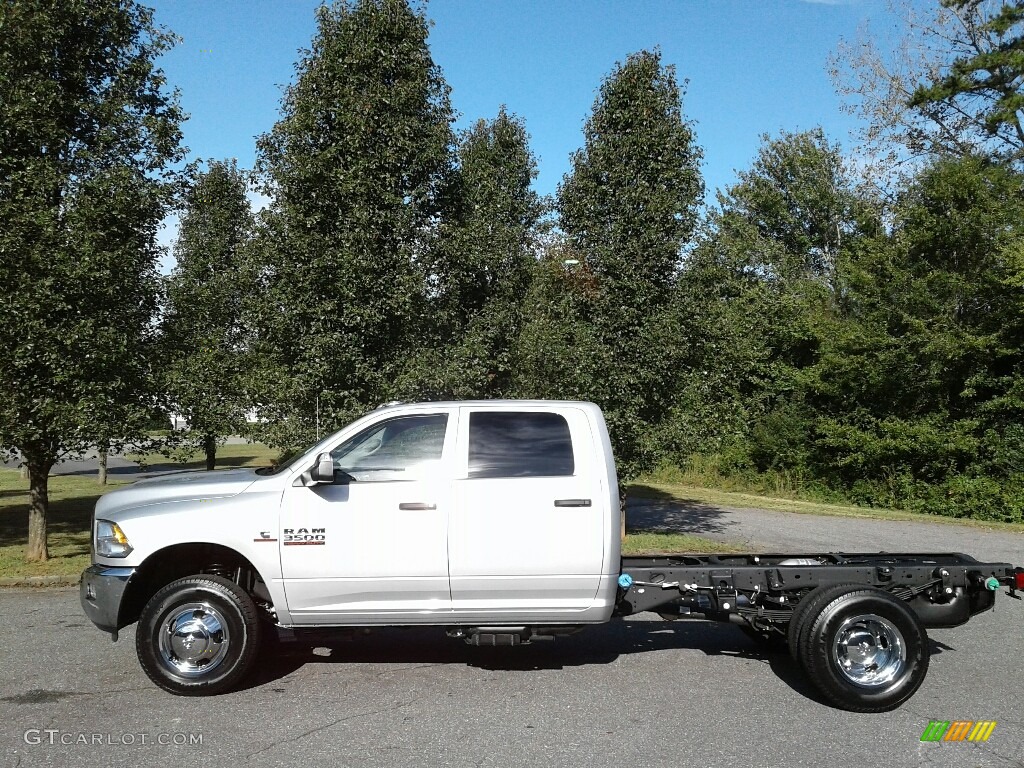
[832,614,906,688]
[157,602,230,677]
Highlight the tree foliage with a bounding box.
[832,0,1024,183]
[708,129,877,289]
[161,160,254,470]
[409,107,545,399]
[250,0,454,448]
[910,1,1024,161]
[0,0,185,560]
[552,49,703,480]
[666,130,874,472]
[776,155,1024,518]
[6,0,1024,539]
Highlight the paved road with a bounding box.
[627,495,1024,564]
[1,437,255,478]
[2,500,1023,768]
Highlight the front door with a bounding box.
[280,410,455,624]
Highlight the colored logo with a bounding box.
[920,720,996,742]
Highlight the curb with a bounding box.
[0,575,80,588]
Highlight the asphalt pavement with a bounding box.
[626,494,1024,564]
[1,498,1023,768]
[0,437,254,478]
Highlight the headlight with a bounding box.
[95,520,133,558]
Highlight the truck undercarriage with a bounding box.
[613,552,1023,712]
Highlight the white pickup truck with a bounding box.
[81,400,1023,712]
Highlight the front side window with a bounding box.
[330,414,448,482]
[468,412,575,479]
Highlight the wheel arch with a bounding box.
[119,542,273,630]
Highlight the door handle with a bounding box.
[399,502,437,511]
[554,498,591,507]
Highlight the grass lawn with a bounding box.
[0,471,123,579]
[621,531,739,555]
[0,442,278,580]
[126,441,278,472]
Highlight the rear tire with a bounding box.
[799,587,929,712]
[787,583,863,664]
[136,574,261,696]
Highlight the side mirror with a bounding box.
[309,452,335,483]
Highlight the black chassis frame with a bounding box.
[615,552,1021,630]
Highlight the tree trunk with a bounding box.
[19,464,27,480]
[97,442,108,485]
[26,462,52,562]
[204,434,216,471]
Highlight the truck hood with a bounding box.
[95,468,261,519]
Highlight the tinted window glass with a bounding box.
[330,414,447,482]
[468,412,574,478]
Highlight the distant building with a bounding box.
[168,409,263,431]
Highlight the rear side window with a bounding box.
[468,412,575,479]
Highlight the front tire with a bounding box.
[799,587,929,712]
[136,574,261,695]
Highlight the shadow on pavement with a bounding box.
[240,618,906,707]
[57,466,144,477]
[626,488,734,537]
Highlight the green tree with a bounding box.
[708,129,875,290]
[803,155,1024,518]
[250,0,454,449]
[513,239,606,404]
[910,1,1024,164]
[671,129,879,481]
[0,0,186,560]
[411,107,545,398]
[162,160,254,471]
[554,49,703,481]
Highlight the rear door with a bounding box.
[448,406,606,615]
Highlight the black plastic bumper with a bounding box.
[80,564,136,639]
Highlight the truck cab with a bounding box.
[275,400,620,624]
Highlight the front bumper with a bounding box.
[80,564,136,639]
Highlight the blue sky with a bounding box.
[148,0,905,262]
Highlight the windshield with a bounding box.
[254,428,348,476]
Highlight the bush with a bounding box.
[749,404,811,472]
[912,475,1024,522]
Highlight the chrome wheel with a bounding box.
[138,575,261,695]
[832,613,906,688]
[157,602,231,678]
